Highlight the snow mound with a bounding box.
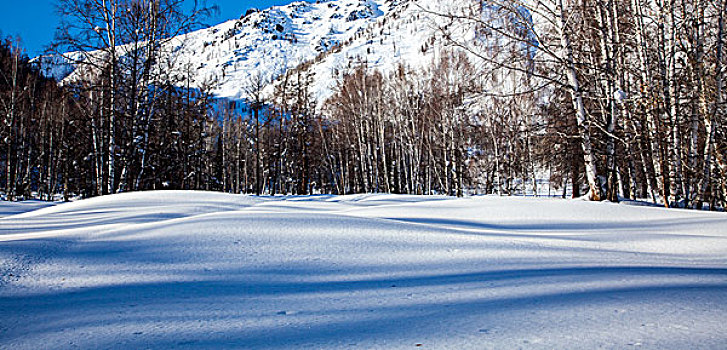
[1,192,726,349]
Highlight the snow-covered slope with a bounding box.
[1,192,726,349]
[46,0,402,100]
[165,0,407,100]
[44,0,482,103]
[286,0,479,103]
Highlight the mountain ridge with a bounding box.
[38,0,478,105]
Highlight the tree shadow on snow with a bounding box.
[2,265,726,348]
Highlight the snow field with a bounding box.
[1,191,726,349]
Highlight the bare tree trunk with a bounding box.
[235,116,242,194]
[557,0,601,201]
[659,0,685,207]
[4,45,19,200]
[597,0,620,202]
[103,0,119,195]
[89,90,104,196]
[633,0,667,202]
[696,0,726,208]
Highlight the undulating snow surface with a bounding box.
[1,192,726,349]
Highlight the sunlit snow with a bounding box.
[1,191,726,349]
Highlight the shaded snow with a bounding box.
[1,191,726,349]
[0,200,56,219]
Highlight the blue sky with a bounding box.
[0,0,295,57]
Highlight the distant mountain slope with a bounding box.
[40,0,481,104]
[166,0,407,100]
[281,0,479,102]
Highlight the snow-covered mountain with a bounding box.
[166,0,404,101]
[41,0,479,104]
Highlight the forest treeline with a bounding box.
[452,0,727,209]
[1,0,725,210]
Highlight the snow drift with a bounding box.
[1,191,726,349]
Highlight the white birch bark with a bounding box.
[556,0,602,200]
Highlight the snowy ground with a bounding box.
[1,191,726,349]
